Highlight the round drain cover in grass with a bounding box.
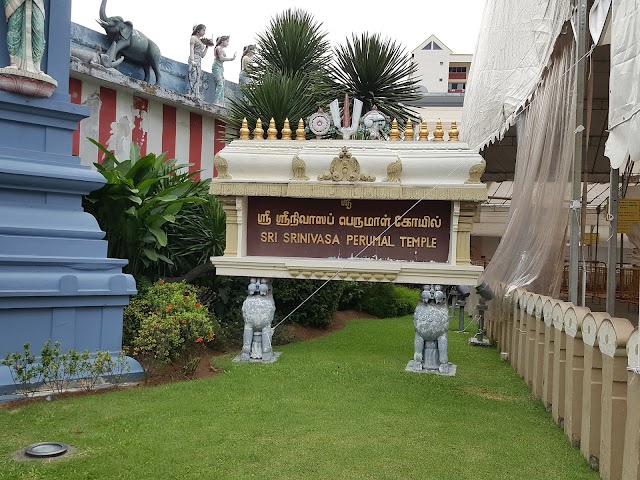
[24,442,68,458]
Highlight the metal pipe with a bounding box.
[569,0,588,305]
[607,169,619,315]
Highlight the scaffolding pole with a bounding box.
[607,170,619,315]
[569,0,588,305]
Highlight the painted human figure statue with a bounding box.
[187,24,212,98]
[3,0,46,73]
[238,44,255,85]
[211,35,235,106]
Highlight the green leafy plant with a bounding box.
[273,279,344,328]
[1,343,42,396]
[3,341,131,395]
[84,140,209,278]
[127,281,216,373]
[357,283,420,318]
[160,195,226,279]
[78,350,113,392]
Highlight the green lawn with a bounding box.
[0,316,598,480]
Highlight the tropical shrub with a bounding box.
[1,341,130,396]
[273,279,344,328]
[84,140,208,279]
[160,192,226,279]
[357,283,420,318]
[125,281,215,370]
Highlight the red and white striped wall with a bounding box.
[69,77,225,180]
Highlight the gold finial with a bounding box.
[267,117,278,140]
[418,121,429,141]
[433,119,445,142]
[239,118,250,140]
[389,119,400,141]
[448,120,459,142]
[253,118,264,140]
[404,119,414,141]
[296,118,306,141]
[282,118,292,140]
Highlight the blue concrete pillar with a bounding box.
[0,0,143,395]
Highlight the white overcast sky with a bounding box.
[71,0,487,82]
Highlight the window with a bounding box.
[423,41,443,51]
[440,62,444,65]
[439,78,443,82]
[448,66,467,73]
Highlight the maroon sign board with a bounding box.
[246,197,451,262]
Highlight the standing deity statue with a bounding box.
[4,0,45,72]
[0,0,57,97]
[187,24,212,98]
[211,35,235,106]
[238,44,255,86]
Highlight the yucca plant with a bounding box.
[84,139,208,279]
[250,8,331,79]
[329,33,421,122]
[228,72,320,139]
[226,9,332,138]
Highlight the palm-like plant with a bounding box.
[329,33,421,122]
[250,8,331,79]
[227,72,319,139]
[227,9,331,137]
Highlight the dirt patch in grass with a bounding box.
[459,386,517,402]
[1,310,373,408]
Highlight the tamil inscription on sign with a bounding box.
[247,197,451,262]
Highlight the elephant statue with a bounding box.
[240,278,276,362]
[410,284,452,374]
[96,0,162,84]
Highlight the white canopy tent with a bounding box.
[461,0,640,309]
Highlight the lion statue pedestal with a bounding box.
[406,285,457,376]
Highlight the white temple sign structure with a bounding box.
[210,137,487,286]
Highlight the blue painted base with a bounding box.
[0,354,145,400]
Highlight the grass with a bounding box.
[0,316,598,480]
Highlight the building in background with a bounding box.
[409,35,472,136]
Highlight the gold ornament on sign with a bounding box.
[267,117,278,140]
[419,121,429,141]
[433,119,445,142]
[465,159,486,184]
[318,146,375,182]
[214,155,231,179]
[281,118,292,140]
[404,119,414,141]
[239,118,250,140]
[448,120,459,142]
[389,119,400,141]
[383,157,402,182]
[291,154,309,180]
[296,118,306,141]
[253,118,264,140]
